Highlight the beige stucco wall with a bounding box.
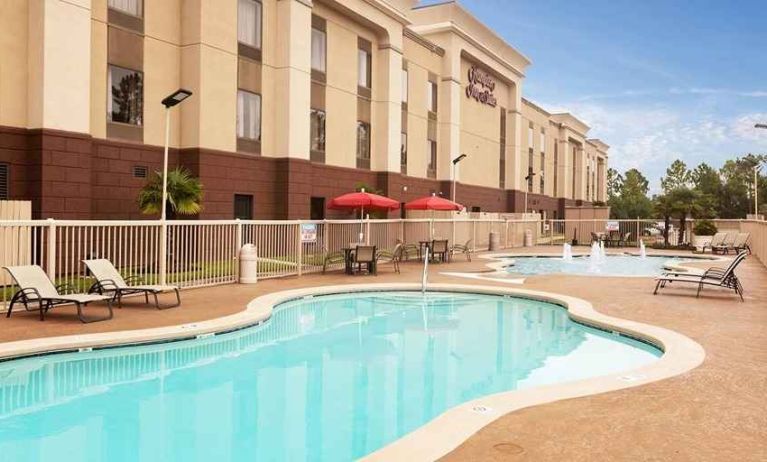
[0,0,29,128]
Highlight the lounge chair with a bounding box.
[450,239,473,261]
[84,259,180,309]
[352,245,377,275]
[700,232,726,253]
[4,265,114,323]
[732,233,751,255]
[430,239,449,263]
[618,232,632,247]
[653,251,747,301]
[712,233,736,254]
[376,243,403,273]
[400,243,419,261]
[322,248,346,274]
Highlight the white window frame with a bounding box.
[238,0,263,50]
[237,90,262,141]
[108,0,143,17]
[311,27,326,73]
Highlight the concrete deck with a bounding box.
[1,247,765,460]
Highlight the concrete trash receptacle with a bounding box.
[488,232,499,251]
[524,229,533,247]
[239,244,258,284]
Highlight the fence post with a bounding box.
[365,219,371,245]
[297,223,303,277]
[636,218,640,248]
[505,220,509,249]
[235,219,243,249]
[471,220,476,251]
[46,218,56,280]
[159,221,167,286]
[452,217,457,247]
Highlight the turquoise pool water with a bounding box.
[506,255,687,277]
[0,292,661,461]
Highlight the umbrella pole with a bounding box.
[359,205,365,243]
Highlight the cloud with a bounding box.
[577,88,767,102]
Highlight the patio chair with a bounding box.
[322,248,346,274]
[353,245,377,275]
[619,232,632,247]
[376,243,403,274]
[3,265,114,323]
[732,233,751,255]
[590,232,600,245]
[700,232,726,253]
[653,251,747,301]
[84,259,180,309]
[400,243,419,261]
[450,239,473,261]
[712,233,736,255]
[430,240,449,263]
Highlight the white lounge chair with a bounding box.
[4,265,114,323]
[700,232,726,253]
[711,233,736,254]
[84,259,180,309]
[653,251,747,301]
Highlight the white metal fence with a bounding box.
[0,218,539,311]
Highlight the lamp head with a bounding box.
[162,89,193,108]
[452,154,468,165]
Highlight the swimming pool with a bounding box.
[505,255,689,277]
[0,291,661,461]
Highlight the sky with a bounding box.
[423,0,767,191]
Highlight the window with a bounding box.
[553,142,559,196]
[310,109,326,153]
[108,0,142,17]
[356,122,371,169]
[400,132,407,174]
[527,148,534,193]
[572,146,577,199]
[427,140,437,178]
[237,90,262,141]
[238,0,262,49]
[499,109,506,189]
[108,65,143,126]
[426,81,438,113]
[311,27,326,73]
[402,68,408,103]
[586,164,591,200]
[234,194,254,220]
[358,49,371,88]
[528,124,534,149]
[0,163,8,200]
[310,197,325,220]
[132,165,148,179]
[540,129,545,153]
[540,152,545,194]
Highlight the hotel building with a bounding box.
[0,0,609,220]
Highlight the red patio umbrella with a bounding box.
[404,195,464,212]
[328,189,400,242]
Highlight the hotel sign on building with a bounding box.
[465,66,497,107]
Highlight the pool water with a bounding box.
[506,255,687,277]
[0,292,660,461]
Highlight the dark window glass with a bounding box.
[310,197,325,220]
[427,140,437,178]
[234,194,254,220]
[400,132,407,174]
[356,122,370,160]
[108,65,143,126]
[310,109,326,152]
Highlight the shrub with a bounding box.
[693,219,718,236]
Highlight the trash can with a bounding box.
[239,244,258,284]
[524,229,533,247]
[488,231,499,251]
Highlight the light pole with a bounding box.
[755,124,767,217]
[158,89,192,285]
[452,154,467,203]
[160,89,193,220]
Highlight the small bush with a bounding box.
[693,219,718,236]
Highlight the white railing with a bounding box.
[0,218,539,311]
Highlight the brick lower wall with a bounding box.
[0,125,575,220]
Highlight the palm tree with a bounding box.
[138,167,203,218]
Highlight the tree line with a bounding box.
[607,154,766,242]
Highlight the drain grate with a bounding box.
[493,442,524,455]
[471,405,493,414]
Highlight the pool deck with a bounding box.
[1,247,766,461]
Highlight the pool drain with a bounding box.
[493,442,524,455]
[471,405,493,414]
